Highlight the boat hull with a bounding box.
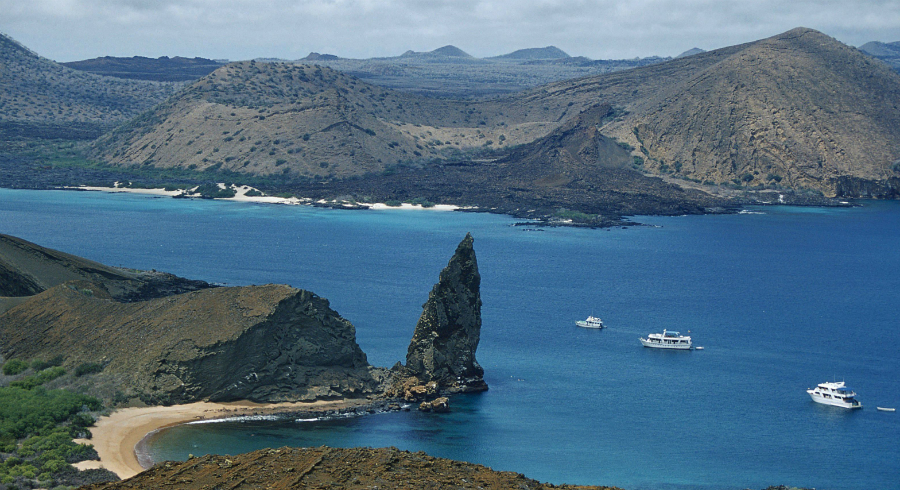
[576,321,603,329]
[807,392,862,409]
[640,338,692,349]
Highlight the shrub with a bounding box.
[11,367,66,390]
[30,356,64,372]
[554,208,596,221]
[74,363,103,377]
[2,359,29,376]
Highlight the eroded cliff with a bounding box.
[0,280,382,404]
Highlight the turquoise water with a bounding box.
[1,189,898,490]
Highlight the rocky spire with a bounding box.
[404,233,487,393]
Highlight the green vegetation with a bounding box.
[0,385,103,487]
[74,362,104,377]
[30,355,64,372]
[194,183,237,199]
[553,208,597,221]
[10,366,66,390]
[406,197,435,208]
[1,360,28,376]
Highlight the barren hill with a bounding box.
[88,61,561,179]
[0,33,181,139]
[522,28,900,196]
[67,28,900,209]
[859,40,900,73]
[489,46,570,61]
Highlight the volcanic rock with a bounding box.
[403,233,487,393]
[418,396,450,413]
[0,281,381,404]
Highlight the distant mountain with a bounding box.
[537,28,900,196]
[62,55,223,82]
[858,41,900,73]
[0,33,181,139]
[303,52,341,61]
[428,45,472,58]
[858,41,900,57]
[488,46,570,61]
[675,47,705,58]
[89,28,900,202]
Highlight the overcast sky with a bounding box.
[2,0,899,62]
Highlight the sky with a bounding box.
[1,0,899,62]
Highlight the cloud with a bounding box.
[1,0,898,62]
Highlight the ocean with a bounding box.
[1,188,898,490]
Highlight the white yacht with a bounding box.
[576,316,604,329]
[807,381,862,409]
[640,330,692,349]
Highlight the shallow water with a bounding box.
[2,189,898,490]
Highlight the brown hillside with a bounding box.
[85,28,900,202]
[81,446,621,490]
[88,61,560,179]
[0,281,380,405]
[590,28,900,195]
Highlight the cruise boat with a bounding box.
[576,316,604,329]
[806,381,862,409]
[639,330,692,349]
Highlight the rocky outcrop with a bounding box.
[0,281,382,405]
[418,397,450,413]
[81,446,621,490]
[402,233,487,393]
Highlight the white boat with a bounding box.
[806,381,862,409]
[876,407,895,412]
[576,316,604,329]
[639,330,692,349]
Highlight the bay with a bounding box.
[1,188,898,490]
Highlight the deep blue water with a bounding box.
[1,188,898,490]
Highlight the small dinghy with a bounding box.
[876,407,895,412]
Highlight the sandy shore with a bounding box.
[70,184,460,211]
[72,398,372,479]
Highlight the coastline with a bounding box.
[69,184,461,211]
[72,398,377,480]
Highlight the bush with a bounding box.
[2,359,29,376]
[10,367,66,390]
[30,355,65,372]
[0,386,103,486]
[74,363,103,377]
